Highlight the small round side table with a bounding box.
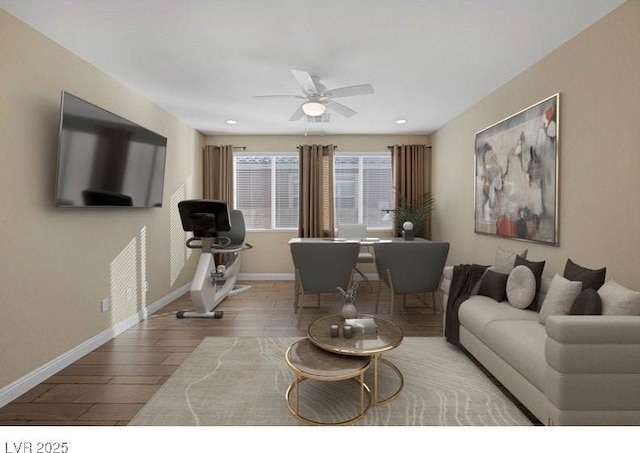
[285,338,372,425]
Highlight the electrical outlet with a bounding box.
[101,298,110,312]
[143,280,149,292]
[126,288,134,302]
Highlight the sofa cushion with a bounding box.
[563,259,606,291]
[598,279,640,315]
[539,274,582,325]
[493,247,528,274]
[458,296,539,340]
[569,289,602,315]
[482,320,548,391]
[514,255,546,311]
[477,269,509,302]
[506,265,536,309]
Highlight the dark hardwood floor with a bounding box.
[0,280,446,425]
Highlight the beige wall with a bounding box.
[432,1,640,288]
[204,134,430,275]
[0,10,203,389]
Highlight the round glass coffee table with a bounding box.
[308,314,404,405]
[285,338,372,425]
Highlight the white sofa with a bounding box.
[441,266,640,425]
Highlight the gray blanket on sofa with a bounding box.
[444,264,489,345]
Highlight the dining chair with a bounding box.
[373,241,450,319]
[337,224,374,285]
[290,241,360,328]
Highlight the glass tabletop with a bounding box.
[308,314,404,356]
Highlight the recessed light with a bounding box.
[395,119,407,125]
[225,119,237,125]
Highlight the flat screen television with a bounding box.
[55,91,167,207]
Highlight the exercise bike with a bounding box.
[176,199,253,319]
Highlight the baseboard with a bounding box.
[0,282,191,408]
[238,273,380,281]
[239,273,295,280]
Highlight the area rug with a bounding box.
[129,337,532,426]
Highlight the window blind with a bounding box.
[234,152,392,230]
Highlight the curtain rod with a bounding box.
[387,145,432,149]
[232,146,246,151]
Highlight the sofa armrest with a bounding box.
[544,315,640,419]
[545,315,640,344]
[440,265,453,304]
[545,315,640,373]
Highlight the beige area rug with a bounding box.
[129,337,532,426]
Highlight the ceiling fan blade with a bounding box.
[252,94,306,99]
[289,105,305,121]
[325,100,357,118]
[324,84,374,98]
[291,69,318,95]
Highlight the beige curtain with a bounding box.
[202,145,234,203]
[298,144,336,238]
[389,144,432,237]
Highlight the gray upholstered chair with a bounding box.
[290,241,360,328]
[373,241,450,319]
[337,224,374,285]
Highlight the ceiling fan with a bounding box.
[252,69,374,122]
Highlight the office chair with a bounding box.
[373,241,450,319]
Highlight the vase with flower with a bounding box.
[337,280,359,319]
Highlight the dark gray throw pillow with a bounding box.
[514,255,545,311]
[477,270,509,302]
[569,288,602,315]
[563,259,606,291]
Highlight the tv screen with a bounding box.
[55,91,167,207]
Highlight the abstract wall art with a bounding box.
[474,93,559,246]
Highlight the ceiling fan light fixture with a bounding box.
[302,101,326,117]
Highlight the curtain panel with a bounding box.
[298,144,336,238]
[389,144,432,237]
[203,144,234,203]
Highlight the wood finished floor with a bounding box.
[0,280,538,425]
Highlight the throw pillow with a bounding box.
[477,269,509,302]
[514,255,546,311]
[569,288,602,315]
[598,279,640,315]
[563,259,606,291]
[506,265,536,309]
[539,274,583,325]
[493,247,528,274]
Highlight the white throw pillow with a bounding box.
[539,274,582,325]
[506,265,536,309]
[494,247,528,274]
[598,279,640,315]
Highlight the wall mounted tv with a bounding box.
[55,91,167,207]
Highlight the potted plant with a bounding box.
[392,191,435,239]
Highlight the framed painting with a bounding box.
[474,93,559,246]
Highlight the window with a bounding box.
[334,153,393,229]
[234,154,299,229]
[234,152,393,230]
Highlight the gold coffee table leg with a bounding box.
[371,353,404,406]
[295,374,300,414]
[373,353,379,405]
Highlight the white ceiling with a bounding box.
[1,0,625,136]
